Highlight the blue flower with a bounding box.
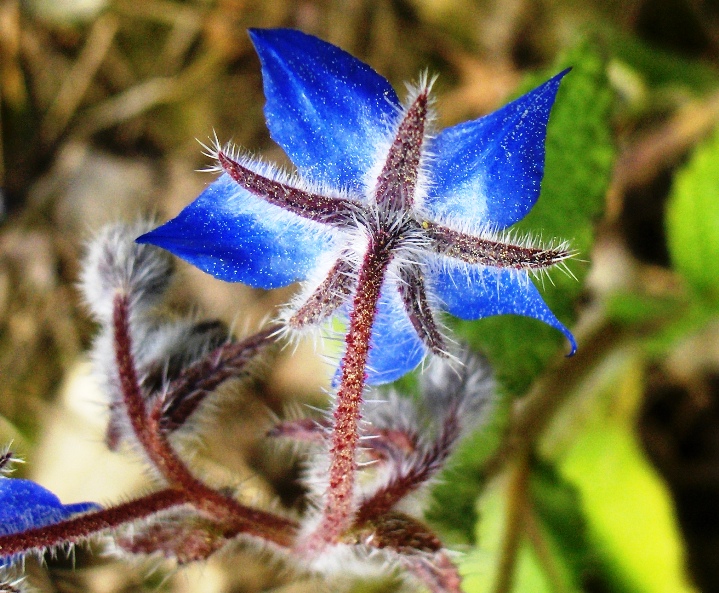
[0,478,99,565]
[139,28,576,384]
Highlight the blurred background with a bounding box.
[1,0,719,592]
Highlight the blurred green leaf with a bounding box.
[603,290,718,360]
[605,29,719,95]
[604,291,682,326]
[558,355,696,593]
[530,461,595,588]
[460,464,589,593]
[666,124,719,305]
[455,36,614,397]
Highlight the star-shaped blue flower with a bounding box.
[139,28,576,384]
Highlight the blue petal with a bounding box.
[0,478,100,565]
[433,263,576,354]
[425,70,569,230]
[365,283,427,384]
[250,28,401,191]
[137,174,331,290]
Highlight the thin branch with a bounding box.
[0,489,187,561]
[41,14,119,144]
[112,294,298,547]
[158,324,280,432]
[492,453,530,593]
[524,501,571,593]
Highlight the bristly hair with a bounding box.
[0,446,23,477]
[0,572,30,593]
[80,220,175,323]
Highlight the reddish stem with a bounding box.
[158,324,280,432]
[0,489,187,560]
[112,295,297,546]
[305,236,392,550]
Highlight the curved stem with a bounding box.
[113,295,297,546]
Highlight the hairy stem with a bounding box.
[355,402,461,525]
[158,324,280,432]
[113,295,297,546]
[306,235,393,550]
[0,489,187,560]
[525,501,570,593]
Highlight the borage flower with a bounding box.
[138,28,576,386]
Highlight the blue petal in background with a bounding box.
[138,174,331,289]
[250,28,401,192]
[0,478,100,565]
[425,70,569,230]
[365,284,427,384]
[433,263,576,354]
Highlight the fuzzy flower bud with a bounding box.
[80,220,174,322]
[420,348,494,437]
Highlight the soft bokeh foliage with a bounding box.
[1,1,719,592]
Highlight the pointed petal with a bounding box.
[250,28,401,191]
[425,70,569,230]
[365,282,427,384]
[0,478,99,564]
[432,263,576,354]
[137,174,332,289]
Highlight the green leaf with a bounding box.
[530,461,595,587]
[460,464,591,593]
[604,28,719,95]
[604,291,682,326]
[556,354,697,593]
[454,36,615,397]
[666,124,719,305]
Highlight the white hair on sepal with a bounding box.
[201,136,363,221]
[361,72,439,208]
[403,70,440,212]
[79,220,174,323]
[274,242,361,346]
[421,212,577,280]
[383,263,458,363]
[303,539,404,588]
[361,100,405,198]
